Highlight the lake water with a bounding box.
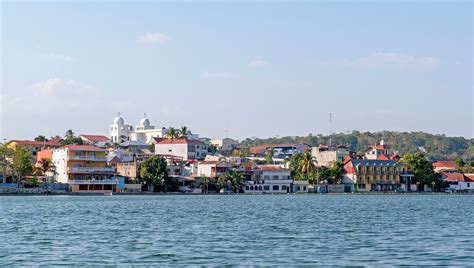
[0,194,473,266]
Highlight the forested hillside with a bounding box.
[239,131,474,161]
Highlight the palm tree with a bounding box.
[219,170,246,193]
[36,157,56,190]
[289,152,317,181]
[179,126,192,139]
[264,148,275,164]
[166,127,180,139]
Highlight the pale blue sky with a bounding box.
[1,1,472,140]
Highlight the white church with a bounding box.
[109,113,168,144]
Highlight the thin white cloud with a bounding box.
[249,59,267,66]
[201,72,243,80]
[331,52,440,71]
[48,52,75,62]
[136,33,169,44]
[6,78,100,114]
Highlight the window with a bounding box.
[273,175,279,180]
[258,186,262,190]
[297,186,301,191]
[79,185,88,191]
[75,152,81,156]
[273,185,279,191]
[303,187,306,191]
[264,186,270,190]
[246,186,249,190]
[264,175,270,180]
[250,186,254,190]
[282,185,287,191]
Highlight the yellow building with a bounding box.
[343,159,409,192]
[52,145,117,192]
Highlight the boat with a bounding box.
[104,192,113,196]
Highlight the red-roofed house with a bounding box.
[154,139,208,160]
[364,140,390,160]
[433,161,460,173]
[444,172,474,193]
[80,134,111,146]
[52,145,117,192]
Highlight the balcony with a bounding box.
[68,167,116,174]
[68,156,107,161]
[69,179,119,185]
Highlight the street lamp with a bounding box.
[431,181,435,193]
[416,181,420,193]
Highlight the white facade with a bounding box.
[195,161,231,177]
[52,148,69,183]
[109,113,169,144]
[154,140,208,160]
[211,138,238,151]
[245,167,293,193]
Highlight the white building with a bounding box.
[109,113,168,144]
[154,139,208,160]
[244,165,293,193]
[311,145,350,167]
[195,160,232,178]
[210,138,238,151]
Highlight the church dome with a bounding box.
[140,113,150,127]
[114,113,124,125]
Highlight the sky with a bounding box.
[1,1,472,141]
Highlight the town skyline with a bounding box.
[1,2,473,140]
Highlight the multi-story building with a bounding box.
[244,165,293,193]
[311,145,351,167]
[343,158,410,192]
[195,160,232,178]
[52,145,117,192]
[154,139,208,160]
[210,138,238,151]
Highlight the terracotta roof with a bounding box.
[58,144,106,152]
[156,139,205,145]
[376,154,390,160]
[10,140,60,146]
[441,172,465,182]
[464,174,474,182]
[80,134,110,143]
[433,161,458,168]
[255,165,286,171]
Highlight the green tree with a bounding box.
[166,127,180,139]
[239,148,250,158]
[59,130,84,146]
[402,152,436,187]
[264,148,275,164]
[179,126,191,139]
[12,146,33,183]
[34,135,49,142]
[219,170,246,193]
[208,144,218,155]
[0,144,14,184]
[36,157,57,188]
[329,161,345,184]
[140,156,168,192]
[289,152,316,181]
[455,158,466,168]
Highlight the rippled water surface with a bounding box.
[1,195,473,266]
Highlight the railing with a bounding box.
[69,179,118,185]
[68,156,107,161]
[68,167,116,173]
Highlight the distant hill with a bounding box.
[239,131,474,161]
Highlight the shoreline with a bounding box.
[0,192,470,196]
